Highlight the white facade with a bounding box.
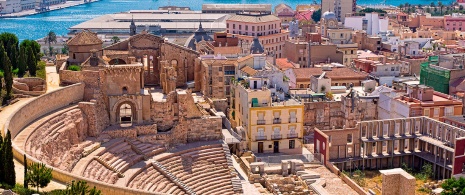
[0,0,21,14]
[344,13,388,36]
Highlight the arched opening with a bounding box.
[171,60,178,71]
[122,87,128,94]
[109,58,127,65]
[300,84,304,88]
[119,103,133,126]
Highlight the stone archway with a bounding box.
[109,58,127,65]
[111,98,141,125]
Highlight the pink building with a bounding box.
[445,13,465,31]
[226,12,289,58]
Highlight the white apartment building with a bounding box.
[344,13,388,36]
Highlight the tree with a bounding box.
[61,43,69,54]
[399,4,404,11]
[53,180,102,195]
[439,1,444,15]
[24,154,28,189]
[26,46,37,76]
[18,46,27,77]
[49,46,55,57]
[311,9,321,22]
[111,36,120,44]
[25,162,53,192]
[441,177,465,195]
[460,5,464,11]
[2,131,15,186]
[0,32,19,70]
[20,39,41,62]
[45,31,57,57]
[431,2,436,8]
[0,134,3,184]
[0,44,13,102]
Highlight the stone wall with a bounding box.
[303,101,344,135]
[12,77,46,96]
[59,70,100,101]
[3,83,84,137]
[161,42,199,87]
[381,169,416,195]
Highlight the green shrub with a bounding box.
[67,65,81,71]
[36,61,46,80]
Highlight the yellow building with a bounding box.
[337,43,358,66]
[232,77,304,154]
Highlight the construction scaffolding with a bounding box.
[420,61,450,94]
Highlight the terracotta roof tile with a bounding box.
[240,66,258,76]
[292,67,369,80]
[275,58,296,70]
[67,30,103,46]
[237,55,254,63]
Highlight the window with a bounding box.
[383,124,388,136]
[233,24,235,29]
[424,108,430,116]
[434,108,439,117]
[218,77,223,82]
[289,140,295,149]
[445,107,454,116]
[218,67,222,71]
[404,139,409,150]
[347,134,352,143]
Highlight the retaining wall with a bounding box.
[4,83,84,138]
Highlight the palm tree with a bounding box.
[430,2,435,8]
[438,1,444,15]
[111,36,120,44]
[399,4,404,11]
[45,31,57,56]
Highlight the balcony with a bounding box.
[289,117,297,123]
[271,134,282,139]
[273,118,282,124]
[255,135,267,141]
[288,132,298,138]
[257,119,266,125]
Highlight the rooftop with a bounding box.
[292,67,369,80]
[227,13,280,23]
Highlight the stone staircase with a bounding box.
[125,139,146,160]
[222,143,243,194]
[151,160,196,195]
[94,156,125,178]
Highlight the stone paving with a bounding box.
[46,66,61,92]
[309,165,358,195]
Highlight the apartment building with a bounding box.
[315,116,465,180]
[445,13,465,31]
[344,13,388,36]
[285,66,368,88]
[378,84,463,121]
[353,31,382,51]
[226,12,289,58]
[420,55,465,94]
[321,0,356,22]
[337,43,358,66]
[230,55,304,154]
[198,56,237,111]
[274,3,294,26]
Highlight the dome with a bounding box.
[322,11,336,20]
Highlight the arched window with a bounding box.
[171,60,178,71]
[122,87,128,94]
[119,103,132,125]
[300,84,304,88]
